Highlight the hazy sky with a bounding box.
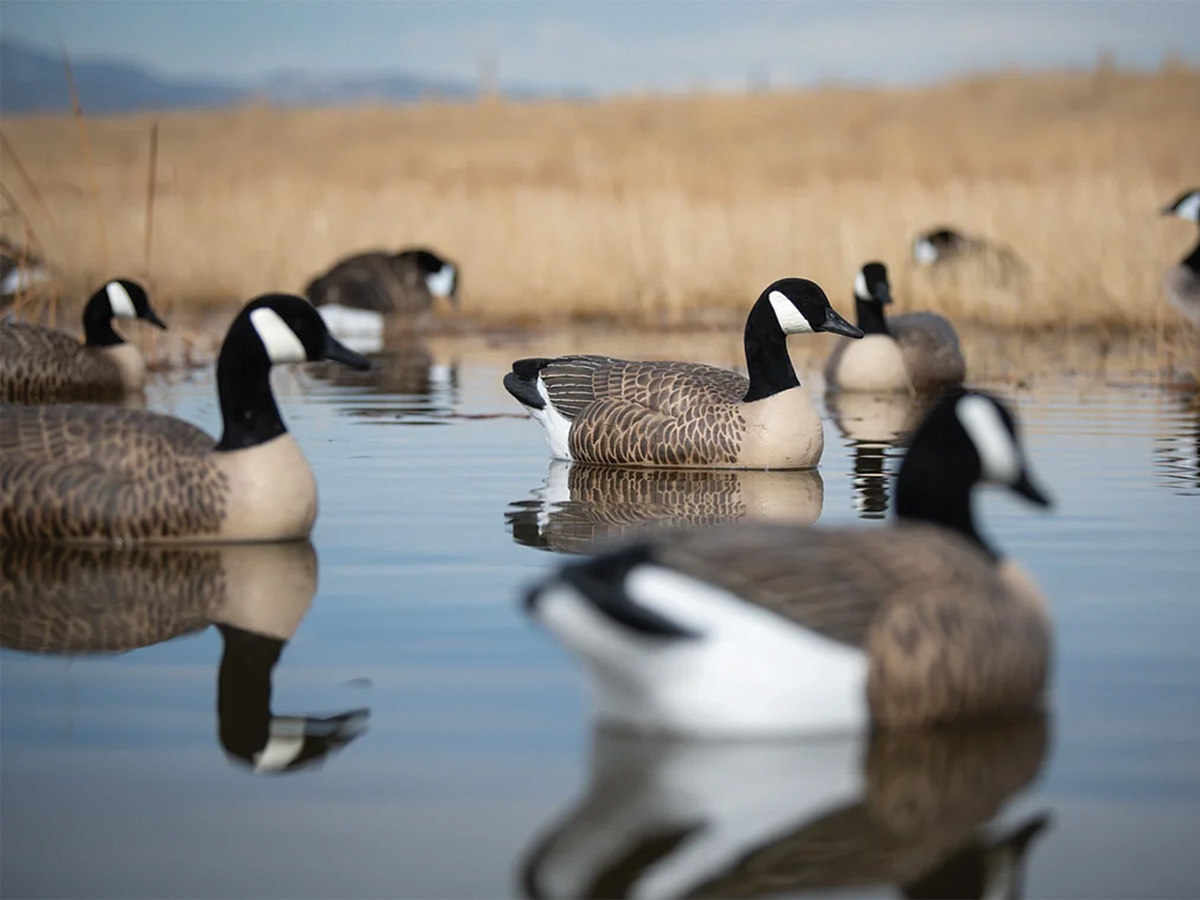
[2,0,1198,93]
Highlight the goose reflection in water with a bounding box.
[506,461,824,556]
[309,331,460,424]
[0,541,368,775]
[520,713,1052,900]
[826,391,937,519]
[1152,383,1200,495]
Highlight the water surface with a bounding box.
[2,335,1198,899]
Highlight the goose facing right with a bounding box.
[0,279,166,403]
[525,388,1053,736]
[824,262,965,394]
[504,278,863,469]
[1,293,370,545]
[1162,188,1200,328]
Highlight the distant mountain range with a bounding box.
[0,38,582,114]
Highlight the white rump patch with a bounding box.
[250,307,307,365]
[853,270,870,301]
[768,290,815,334]
[105,281,136,319]
[530,376,574,461]
[316,304,383,353]
[1174,191,1200,223]
[425,263,456,298]
[913,238,938,265]
[957,394,1021,484]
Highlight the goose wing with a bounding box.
[539,355,749,420]
[889,313,966,389]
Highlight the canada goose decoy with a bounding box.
[0,540,370,775]
[504,278,863,469]
[306,246,459,349]
[0,279,166,403]
[0,293,370,545]
[520,715,1050,900]
[1162,188,1200,328]
[506,460,824,555]
[524,388,1053,736]
[825,262,966,394]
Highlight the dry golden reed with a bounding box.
[2,65,1198,338]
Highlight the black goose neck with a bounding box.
[81,293,123,347]
[742,299,801,402]
[855,296,891,335]
[895,453,997,560]
[214,334,287,452]
[217,623,284,764]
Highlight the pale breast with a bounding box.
[736,387,824,468]
[213,434,319,542]
[828,335,911,393]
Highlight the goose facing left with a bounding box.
[1162,188,1200,328]
[0,293,370,545]
[0,279,166,403]
[503,278,863,469]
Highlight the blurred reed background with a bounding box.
[2,61,1198,343]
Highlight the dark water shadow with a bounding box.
[520,713,1052,900]
[0,541,368,775]
[825,391,937,520]
[505,461,824,556]
[1152,383,1200,496]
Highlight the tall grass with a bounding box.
[1,65,1197,334]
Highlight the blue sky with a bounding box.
[2,1,1198,93]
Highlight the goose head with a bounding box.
[854,262,892,307]
[1162,188,1200,224]
[912,227,966,266]
[409,247,459,305]
[754,277,863,340]
[896,390,1051,556]
[81,278,166,346]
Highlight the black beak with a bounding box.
[322,332,371,371]
[821,306,864,339]
[1012,469,1052,508]
[143,308,168,330]
[875,282,893,305]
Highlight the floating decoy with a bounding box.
[503,278,862,469]
[0,279,165,403]
[1,293,369,544]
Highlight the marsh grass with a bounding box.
[1,65,1198,351]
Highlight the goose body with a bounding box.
[504,278,862,469]
[1162,188,1200,328]
[525,389,1053,735]
[0,294,369,545]
[307,246,459,348]
[825,262,965,393]
[0,279,166,403]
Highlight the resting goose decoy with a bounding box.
[0,293,370,544]
[1162,188,1200,328]
[306,246,459,350]
[504,278,863,469]
[0,236,54,300]
[0,279,166,403]
[825,262,965,394]
[911,226,1028,291]
[525,388,1053,736]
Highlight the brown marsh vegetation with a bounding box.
[2,64,1198,358]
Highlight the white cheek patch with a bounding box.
[1175,192,1200,223]
[768,290,815,334]
[913,238,938,265]
[853,271,870,301]
[250,307,308,365]
[425,263,456,298]
[105,281,136,319]
[956,394,1021,484]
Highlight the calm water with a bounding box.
[2,336,1199,899]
